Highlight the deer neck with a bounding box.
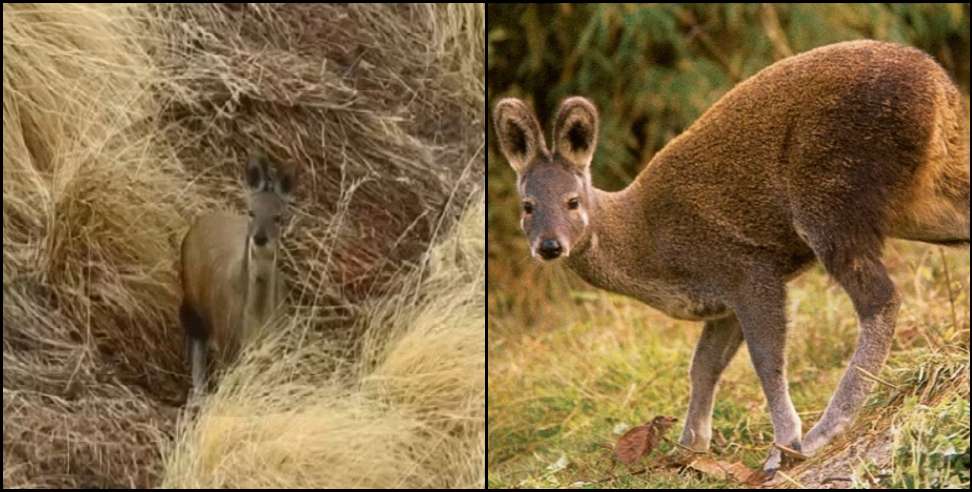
[240,239,278,343]
[565,170,731,320]
[566,182,652,289]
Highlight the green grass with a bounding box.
[863,394,970,488]
[488,242,970,488]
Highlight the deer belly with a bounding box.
[568,256,729,321]
[625,282,728,321]
[583,269,727,321]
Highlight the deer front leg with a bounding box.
[180,302,210,399]
[680,314,744,451]
[190,336,208,397]
[733,277,802,472]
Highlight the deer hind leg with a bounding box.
[786,137,908,455]
[180,302,210,398]
[680,314,744,452]
[801,242,900,455]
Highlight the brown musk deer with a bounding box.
[493,40,969,471]
[180,153,296,396]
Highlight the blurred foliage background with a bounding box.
[488,3,971,280]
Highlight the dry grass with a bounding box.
[153,3,484,303]
[161,199,484,489]
[3,3,483,488]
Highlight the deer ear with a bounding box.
[273,162,295,203]
[245,153,269,191]
[553,97,599,171]
[492,98,548,175]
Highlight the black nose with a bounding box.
[538,239,563,260]
[253,233,268,247]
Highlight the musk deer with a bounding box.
[493,40,970,471]
[180,153,295,395]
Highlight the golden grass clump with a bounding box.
[4,4,191,487]
[3,3,483,488]
[161,199,484,489]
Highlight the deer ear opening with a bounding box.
[493,98,548,175]
[553,97,599,171]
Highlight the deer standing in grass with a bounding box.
[493,41,969,471]
[180,154,295,395]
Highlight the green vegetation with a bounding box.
[488,4,970,489]
[858,394,970,488]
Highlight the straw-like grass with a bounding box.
[3,3,483,488]
[161,198,484,489]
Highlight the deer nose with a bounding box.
[538,239,563,260]
[253,233,268,247]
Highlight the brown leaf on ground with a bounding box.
[613,416,678,465]
[686,456,756,483]
[743,467,776,487]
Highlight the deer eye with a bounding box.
[274,215,282,225]
[567,197,580,210]
[522,202,534,214]
[248,211,255,219]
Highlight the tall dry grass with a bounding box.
[3,3,483,488]
[4,5,190,487]
[161,198,484,489]
[153,3,484,304]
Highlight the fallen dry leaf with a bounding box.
[686,456,757,483]
[743,468,777,487]
[613,415,678,465]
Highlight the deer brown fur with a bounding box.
[493,40,969,470]
[180,153,295,396]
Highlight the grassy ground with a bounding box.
[488,241,970,488]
